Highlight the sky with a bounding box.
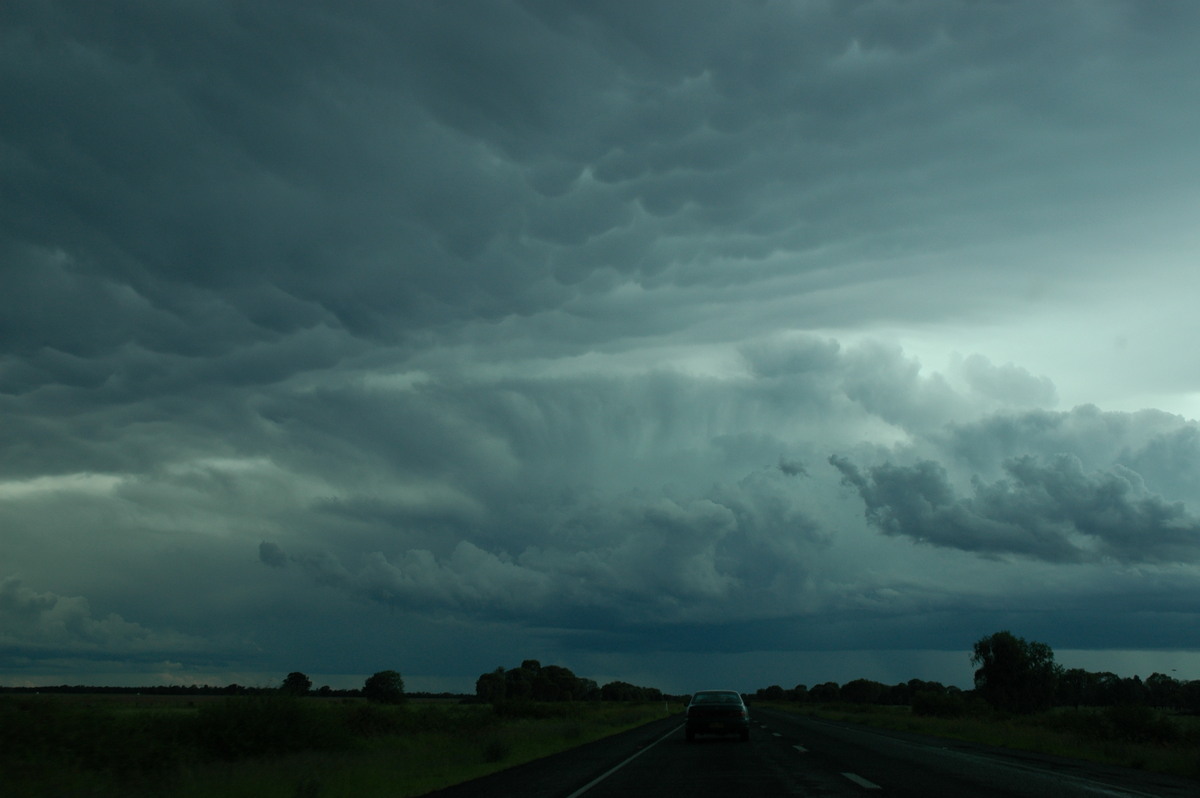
[3,0,1200,696]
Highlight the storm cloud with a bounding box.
[4,1,1200,692]
[832,450,1200,564]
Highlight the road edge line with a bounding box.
[564,723,684,798]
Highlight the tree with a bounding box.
[840,678,886,705]
[477,660,649,704]
[971,631,1060,713]
[281,671,312,696]
[363,670,405,704]
[758,684,785,701]
[532,664,582,701]
[809,681,840,703]
[1058,668,1098,708]
[1145,672,1181,710]
[476,667,507,703]
[601,680,642,701]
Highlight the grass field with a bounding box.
[760,700,1200,780]
[0,694,680,797]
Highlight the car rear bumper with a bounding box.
[685,718,750,737]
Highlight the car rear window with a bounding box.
[693,692,740,704]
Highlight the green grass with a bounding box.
[760,701,1200,780]
[0,695,679,798]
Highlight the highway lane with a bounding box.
[423,709,1198,797]
[747,708,1198,798]
[569,718,872,797]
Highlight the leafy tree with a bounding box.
[578,678,601,700]
[809,681,840,703]
[758,684,785,701]
[601,680,642,701]
[1145,672,1181,710]
[840,678,886,704]
[1113,674,1147,706]
[477,661,653,704]
[1058,667,1098,708]
[504,666,534,700]
[362,670,405,704]
[971,630,1060,713]
[476,667,507,703]
[532,665,581,701]
[281,671,312,696]
[1094,671,1123,705]
[1181,679,1200,713]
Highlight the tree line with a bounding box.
[9,631,1193,716]
[753,631,1200,716]
[474,659,668,703]
[1,670,411,704]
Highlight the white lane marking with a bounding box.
[793,745,808,753]
[842,772,882,790]
[565,724,683,798]
[772,732,782,737]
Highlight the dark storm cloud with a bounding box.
[241,339,1200,637]
[832,451,1200,564]
[7,0,1199,382]
[261,465,828,628]
[942,405,1200,498]
[5,1,1200,687]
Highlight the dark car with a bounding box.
[685,689,750,742]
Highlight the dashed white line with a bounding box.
[793,744,808,753]
[841,772,882,790]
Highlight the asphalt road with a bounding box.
[422,708,1199,798]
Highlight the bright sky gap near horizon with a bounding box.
[3,1,1200,695]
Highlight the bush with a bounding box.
[1102,705,1182,745]
[1040,706,1184,747]
[912,691,972,718]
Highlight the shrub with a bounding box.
[912,690,971,718]
[1102,705,1182,745]
[1040,706,1183,747]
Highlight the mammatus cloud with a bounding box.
[832,452,1200,564]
